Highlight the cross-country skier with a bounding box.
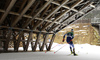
[62,29,77,56]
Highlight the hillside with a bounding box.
[54,23,100,45]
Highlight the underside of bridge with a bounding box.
[0,0,99,52]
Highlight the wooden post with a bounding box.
[40,33,48,51]
[0,30,3,52]
[11,0,35,27]
[34,0,69,30]
[2,30,7,51]
[47,34,56,51]
[0,0,17,25]
[31,40,34,51]
[25,32,33,51]
[13,31,17,51]
[99,24,100,36]
[33,32,41,51]
[22,33,26,51]
[5,29,12,51]
[23,0,53,28]
[15,31,23,52]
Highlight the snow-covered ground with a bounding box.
[0,43,100,60]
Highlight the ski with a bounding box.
[67,53,78,56]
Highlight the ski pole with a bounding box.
[51,42,62,49]
[45,42,62,53]
[54,44,67,54]
[54,40,72,54]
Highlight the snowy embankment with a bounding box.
[0,43,100,60]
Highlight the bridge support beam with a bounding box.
[99,24,100,36]
[0,29,56,52]
[47,34,56,51]
[40,33,48,51]
[33,32,41,51]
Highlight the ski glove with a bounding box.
[62,39,64,42]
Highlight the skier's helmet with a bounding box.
[71,29,73,32]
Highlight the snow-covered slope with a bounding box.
[0,43,100,60]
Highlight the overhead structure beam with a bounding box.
[55,5,95,33]
[32,0,69,30]
[0,26,54,34]
[66,0,77,4]
[0,9,83,25]
[21,0,40,29]
[22,0,53,28]
[41,10,70,30]
[90,4,96,8]
[18,0,27,13]
[0,9,61,24]
[62,2,93,24]
[0,0,16,25]
[49,24,59,32]
[0,9,83,27]
[47,0,79,12]
[40,4,51,18]
[42,0,83,30]
[30,1,40,15]
[11,0,35,27]
[50,2,93,32]
[44,0,69,20]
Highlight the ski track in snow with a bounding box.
[0,43,100,60]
